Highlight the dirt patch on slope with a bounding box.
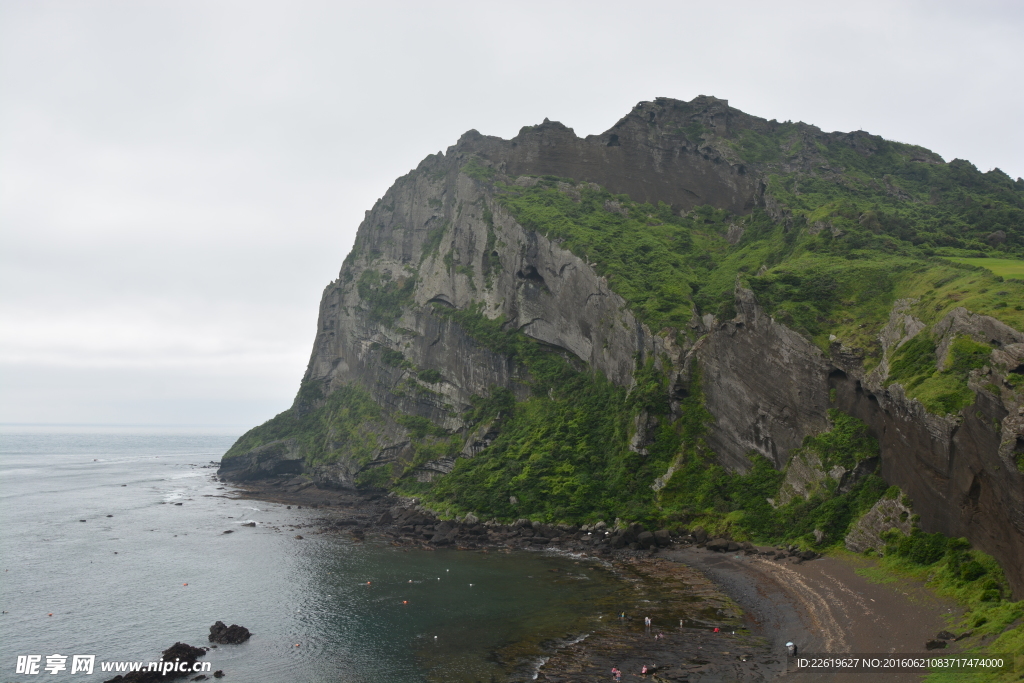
[662,547,965,682]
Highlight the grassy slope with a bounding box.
[749,123,1024,258]
[495,176,1024,411]
[946,257,1024,279]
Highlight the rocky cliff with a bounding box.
[219,96,1024,598]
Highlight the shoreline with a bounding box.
[221,475,968,682]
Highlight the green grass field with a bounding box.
[945,257,1024,279]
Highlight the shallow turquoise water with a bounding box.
[0,429,632,682]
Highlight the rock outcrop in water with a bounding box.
[102,643,206,683]
[208,621,251,644]
[220,96,1024,598]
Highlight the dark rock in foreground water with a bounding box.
[103,642,206,683]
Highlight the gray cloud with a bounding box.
[2,0,1022,426]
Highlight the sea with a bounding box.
[0,427,636,683]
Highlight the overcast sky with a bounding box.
[2,0,1022,430]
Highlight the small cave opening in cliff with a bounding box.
[827,368,849,393]
[669,380,690,401]
[606,133,620,147]
[516,265,547,287]
[967,473,983,512]
[427,295,456,309]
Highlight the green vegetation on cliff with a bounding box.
[224,382,383,469]
[738,122,1024,257]
[400,305,889,551]
[357,269,416,325]
[887,333,994,414]
[496,182,729,330]
[653,389,887,546]
[408,304,681,523]
[493,175,1024,414]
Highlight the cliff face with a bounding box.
[830,314,1024,596]
[695,287,1024,595]
[219,96,1024,597]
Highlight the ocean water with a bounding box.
[0,428,632,682]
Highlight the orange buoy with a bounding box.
[295,643,300,647]
[183,583,188,586]
[403,600,408,604]
[48,613,53,616]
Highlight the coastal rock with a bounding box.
[218,439,304,482]
[103,642,206,683]
[209,621,251,645]
[430,521,457,545]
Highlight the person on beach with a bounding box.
[786,641,797,656]
[611,666,621,680]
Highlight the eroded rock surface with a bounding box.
[845,495,915,554]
